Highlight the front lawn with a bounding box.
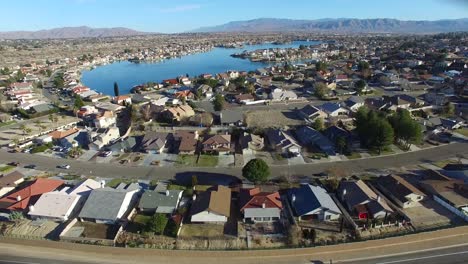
[455,128,468,137]
[106,178,136,188]
[0,165,14,172]
[179,223,224,238]
[345,152,362,159]
[0,121,16,127]
[176,155,218,167]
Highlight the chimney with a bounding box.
[262,203,266,209]
[29,205,34,212]
[166,190,170,196]
[292,194,296,203]
[16,195,21,201]
[192,194,197,201]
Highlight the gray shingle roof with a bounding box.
[138,190,182,212]
[78,187,132,221]
[289,184,340,217]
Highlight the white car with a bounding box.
[58,164,70,169]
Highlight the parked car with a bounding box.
[100,151,112,157]
[8,162,19,166]
[24,164,37,169]
[57,164,70,169]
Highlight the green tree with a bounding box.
[335,136,347,154]
[315,61,328,72]
[314,82,329,99]
[242,158,270,183]
[145,213,168,235]
[114,82,120,97]
[388,109,422,150]
[355,80,367,95]
[370,118,394,154]
[212,94,225,111]
[358,61,370,71]
[442,102,455,117]
[74,95,85,110]
[312,117,324,131]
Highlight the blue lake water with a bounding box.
[81,41,320,95]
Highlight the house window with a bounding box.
[254,217,262,222]
[263,217,270,222]
[325,215,331,220]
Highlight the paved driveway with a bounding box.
[142,153,178,167]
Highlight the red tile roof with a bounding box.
[0,178,64,211]
[240,188,282,211]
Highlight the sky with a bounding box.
[0,0,466,33]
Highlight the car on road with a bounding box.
[24,164,37,169]
[99,151,112,157]
[8,162,19,166]
[57,164,70,169]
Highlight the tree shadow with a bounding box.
[174,171,241,186]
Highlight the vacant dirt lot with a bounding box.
[179,223,225,238]
[2,219,60,239]
[245,110,305,129]
[404,200,464,230]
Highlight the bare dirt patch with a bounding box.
[245,110,305,129]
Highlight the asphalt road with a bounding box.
[0,142,466,183]
[0,244,466,264]
[340,244,468,264]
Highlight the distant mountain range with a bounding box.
[192,18,468,33]
[0,26,148,39]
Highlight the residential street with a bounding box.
[0,142,465,182]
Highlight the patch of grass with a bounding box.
[345,152,361,159]
[197,155,218,167]
[274,153,285,160]
[62,174,80,181]
[167,184,187,191]
[0,165,14,172]
[433,159,453,168]
[179,223,224,238]
[133,214,151,225]
[106,178,136,188]
[455,128,468,137]
[176,155,218,167]
[369,148,394,156]
[194,185,212,192]
[0,120,16,127]
[309,153,328,159]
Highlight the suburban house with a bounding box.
[49,127,80,148]
[109,137,138,153]
[295,126,336,156]
[319,103,350,118]
[323,125,353,150]
[78,184,139,224]
[190,185,231,223]
[28,179,102,222]
[0,178,64,212]
[344,96,365,112]
[162,105,195,122]
[202,134,231,155]
[269,88,298,101]
[174,130,199,155]
[112,95,132,105]
[298,105,327,122]
[0,171,25,197]
[376,175,426,208]
[141,132,170,154]
[138,189,183,214]
[234,94,255,104]
[239,188,283,223]
[93,111,116,129]
[288,184,341,221]
[338,180,394,220]
[419,170,468,219]
[88,127,120,150]
[220,110,244,126]
[265,129,301,155]
[77,105,99,118]
[239,132,264,155]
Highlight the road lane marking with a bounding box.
[376,250,468,264]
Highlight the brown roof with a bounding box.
[420,171,468,207]
[190,185,231,217]
[0,171,24,188]
[202,134,231,145]
[377,174,425,203]
[48,127,79,140]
